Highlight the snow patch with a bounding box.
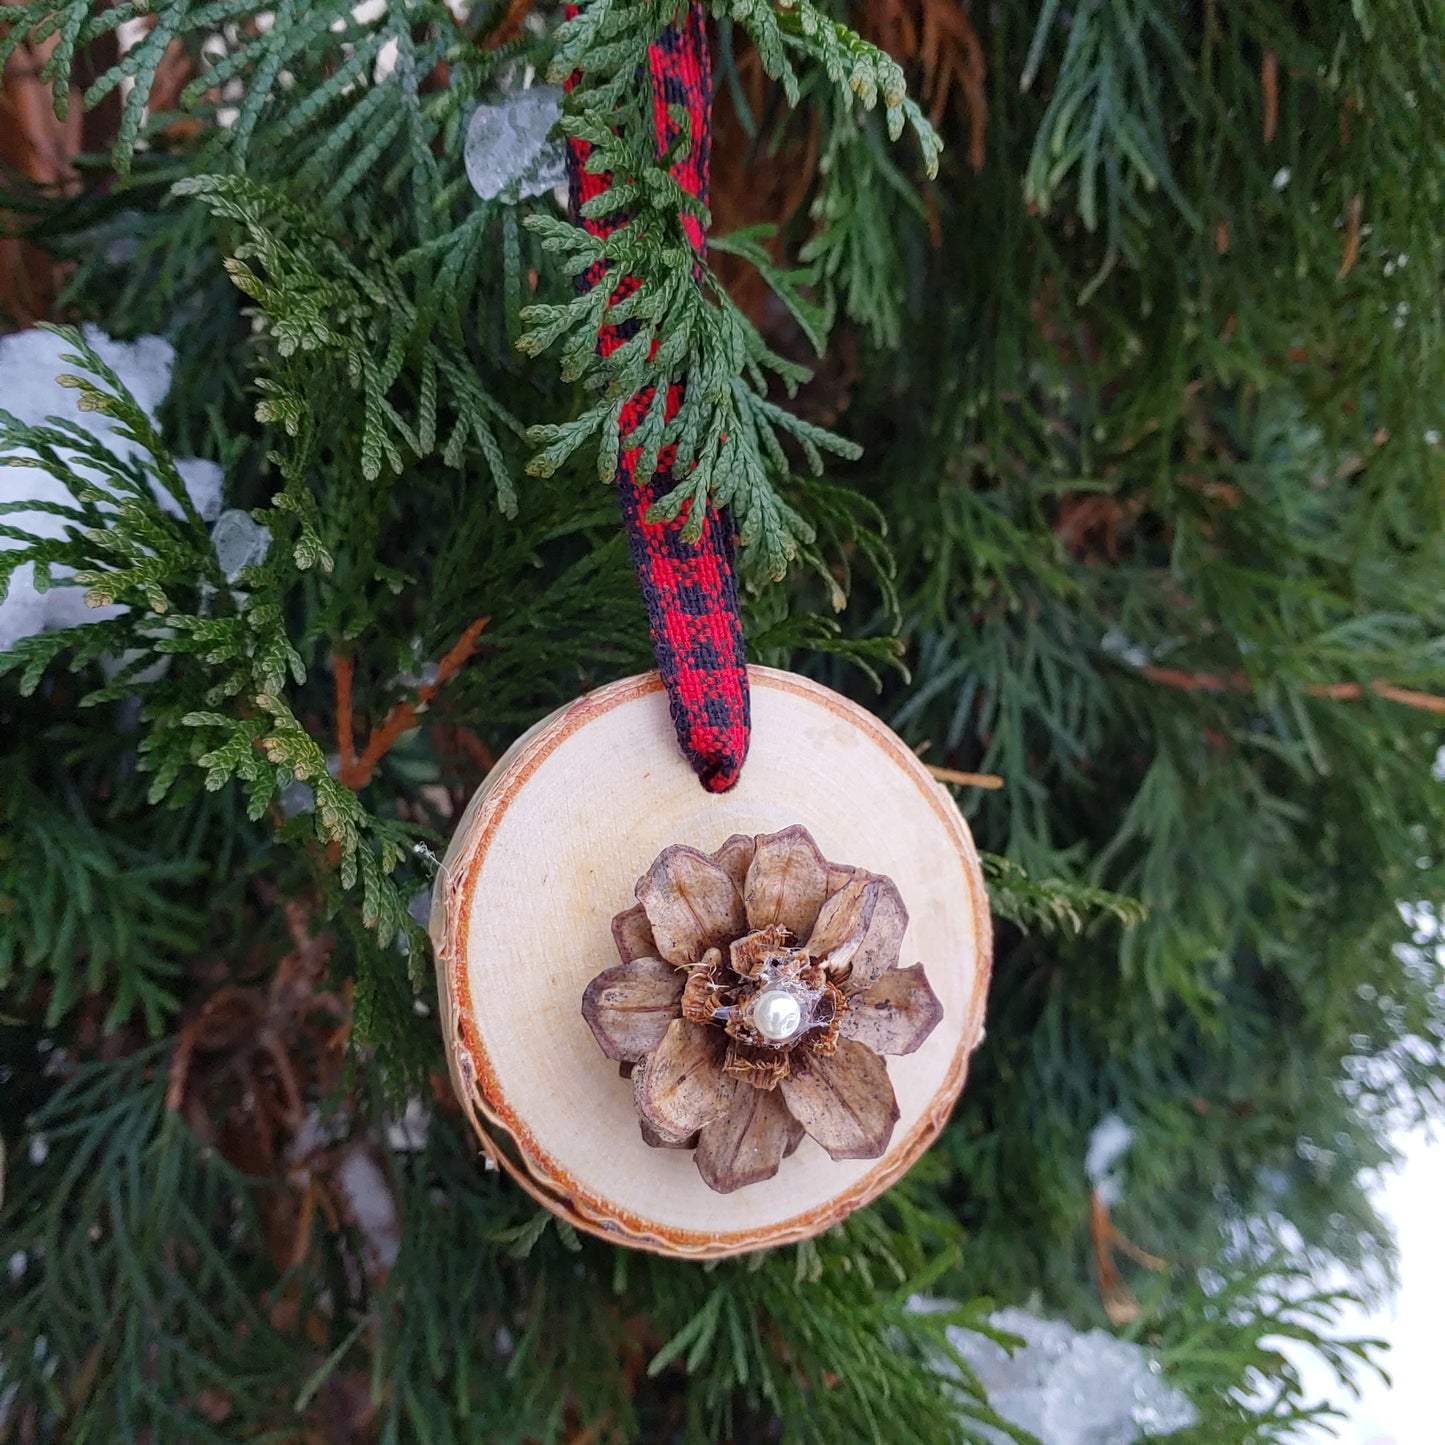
[915,1300,1198,1445]
[385,1098,431,1153]
[334,1146,401,1277]
[1086,1114,1135,1207]
[0,326,224,653]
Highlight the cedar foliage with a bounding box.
[1,1,1443,1441]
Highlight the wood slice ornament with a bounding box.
[430,667,991,1258]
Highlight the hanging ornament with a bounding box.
[433,7,990,1254]
[430,668,991,1257]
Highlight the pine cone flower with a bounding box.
[581,826,944,1193]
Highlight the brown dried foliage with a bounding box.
[2,32,83,327]
[1053,492,1146,565]
[858,0,988,170]
[166,897,355,1273]
[0,18,199,328]
[708,43,821,328]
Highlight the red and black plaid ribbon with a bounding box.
[563,1,750,793]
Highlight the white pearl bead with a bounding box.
[752,989,802,1042]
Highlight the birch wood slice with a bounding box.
[430,666,991,1258]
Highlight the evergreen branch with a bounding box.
[524,0,938,578]
[1020,0,1201,284]
[799,101,924,350]
[718,0,942,174]
[709,225,833,355]
[0,329,227,631]
[0,334,422,959]
[0,761,204,1034]
[0,1051,304,1437]
[747,610,908,689]
[0,0,467,172]
[982,853,1148,938]
[176,169,524,510]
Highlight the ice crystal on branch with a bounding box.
[464,84,567,201]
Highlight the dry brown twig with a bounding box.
[1338,193,1363,280]
[1261,49,1279,144]
[926,763,1004,790]
[1089,1186,1168,1326]
[333,617,490,790]
[1140,663,1445,717]
[481,0,540,51]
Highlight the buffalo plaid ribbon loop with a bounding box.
[563,1,750,793]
